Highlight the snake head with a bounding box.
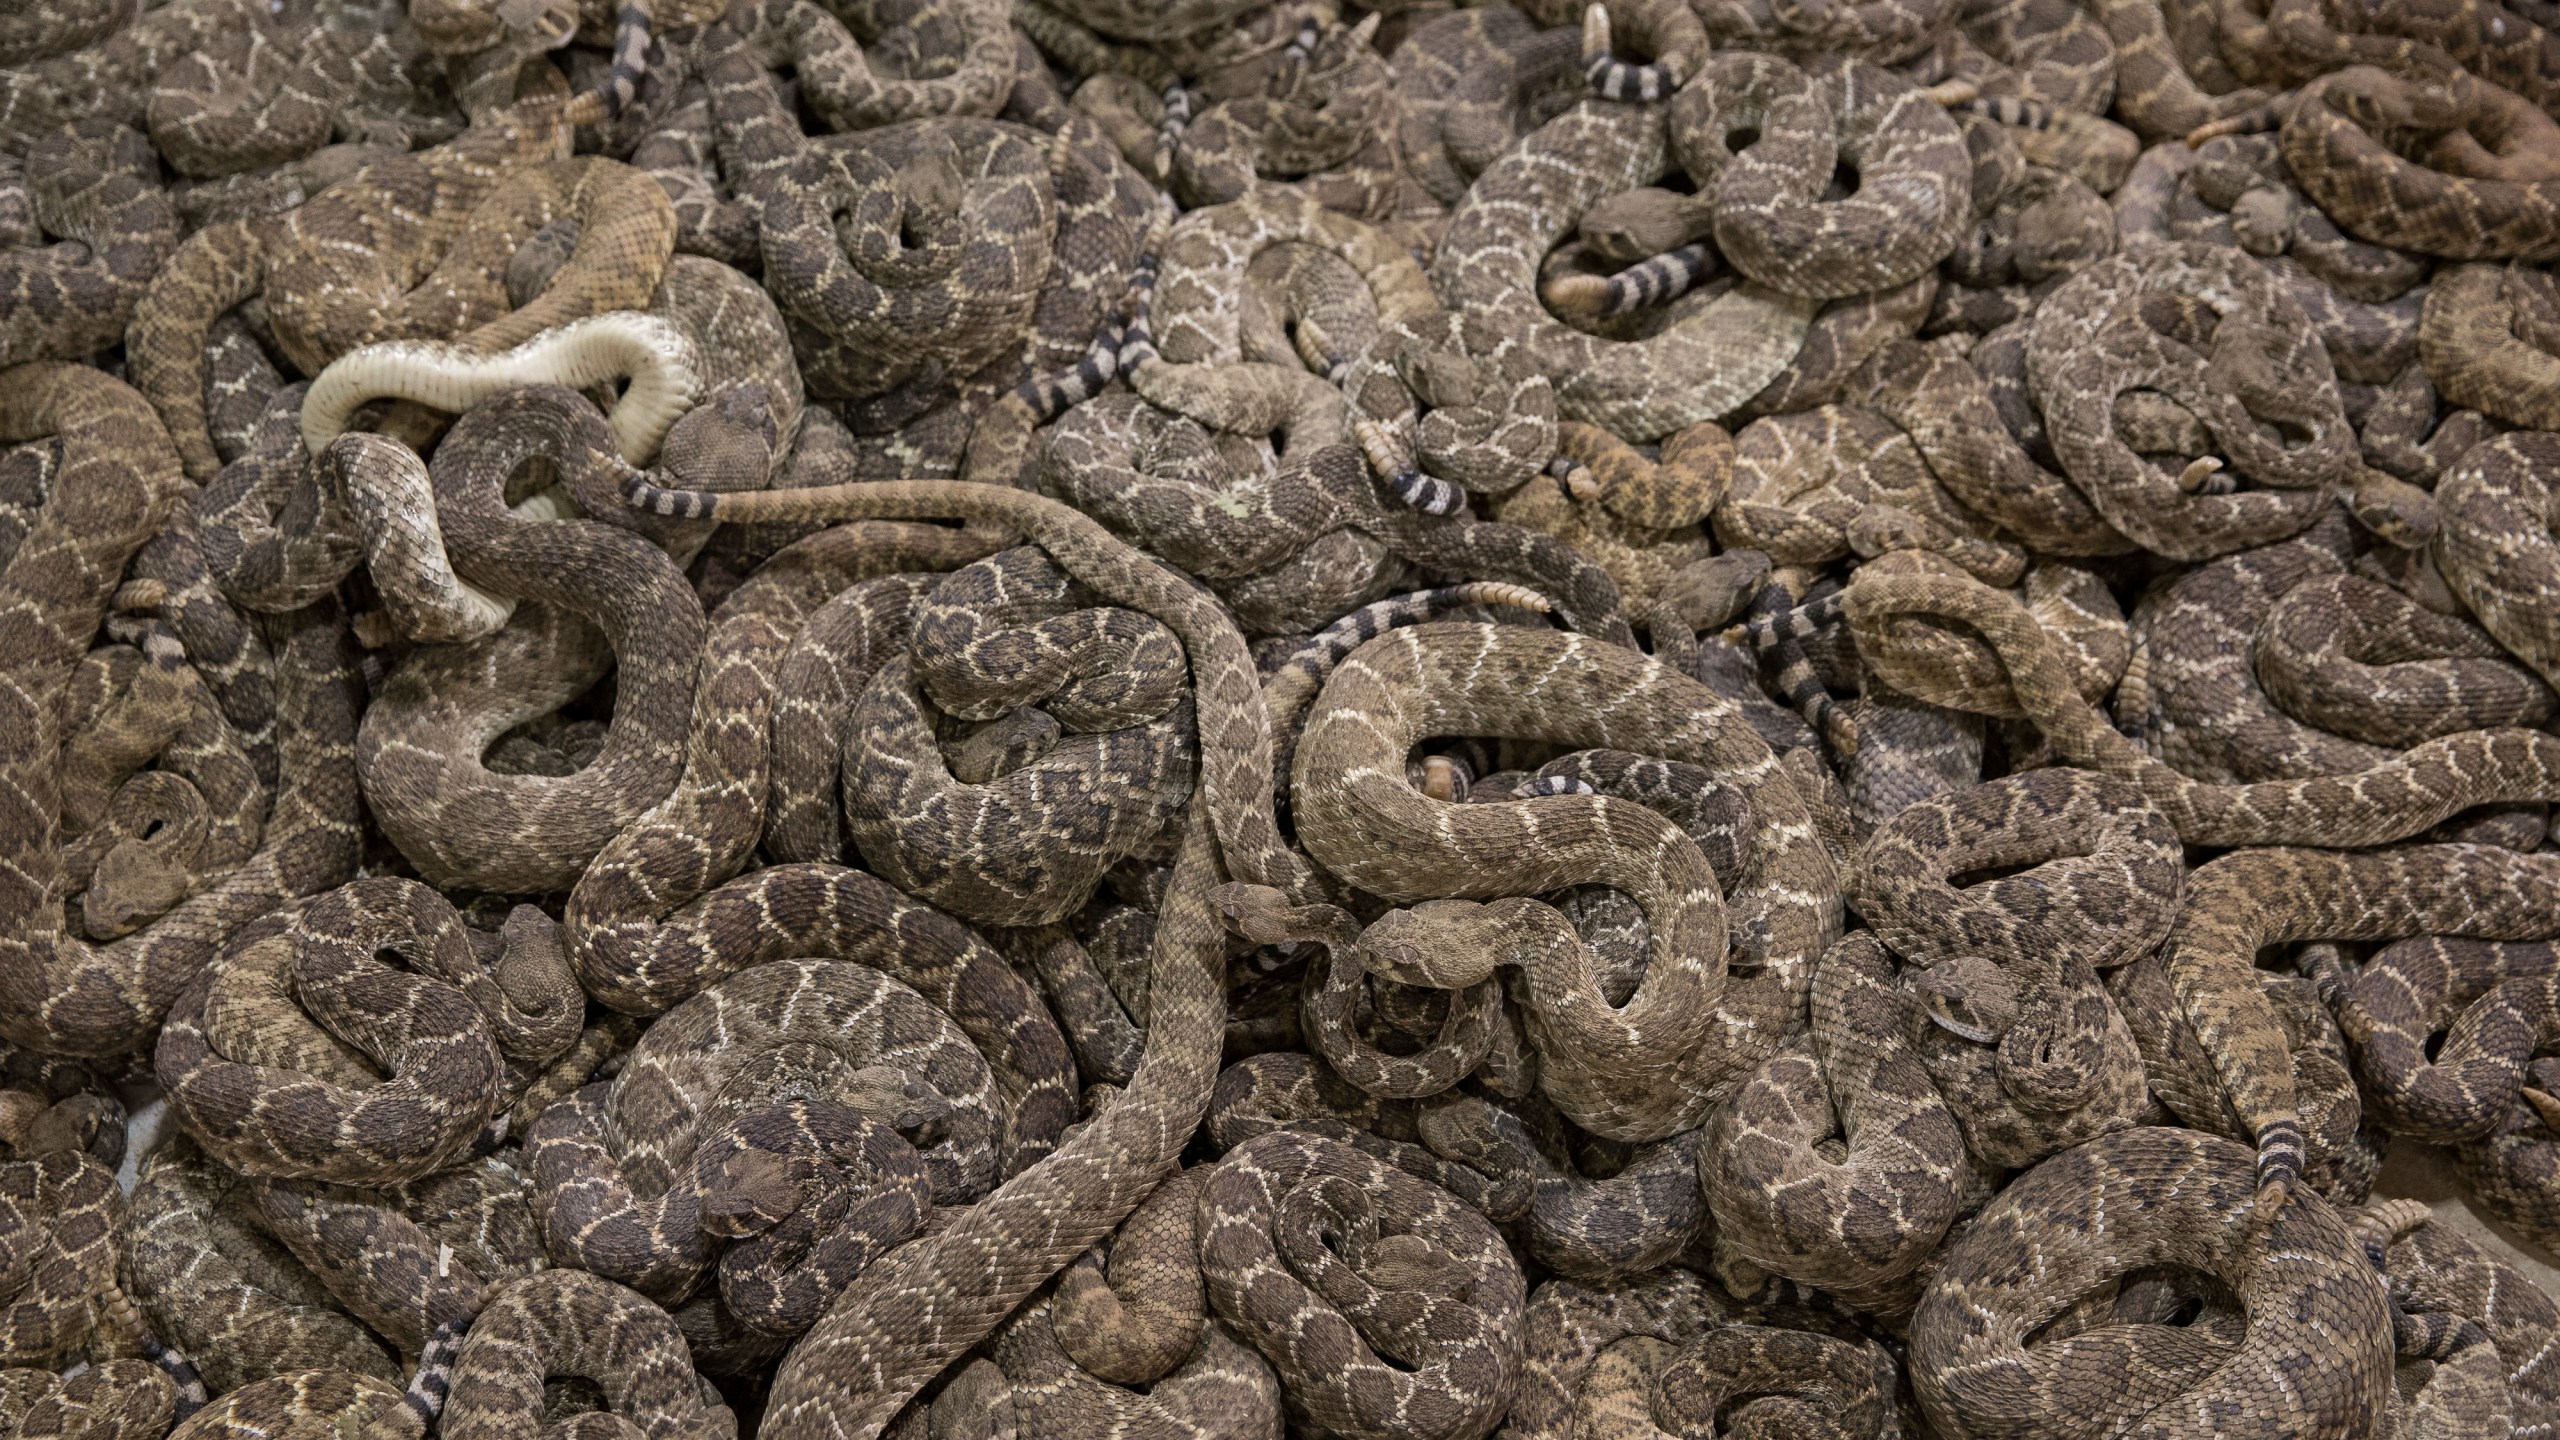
[1212,883,1360,952]
[1414,1094,1538,1223]
[892,134,970,231]
[2185,134,2279,210]
[77,774,210,941]
[2224,186,2297,257]
[1902,955,2018,1044]
[2317,66,2457,133]
[834,1065,952,1138]
[657,385,783,497]
[943,708,1063,785]
[1355,901,1513,991]
[1361,1232,1475,1300]
[2006,175,2119,283]
[694,1117,820,1240]
[490,906,583,1065]
[1576,187,1714,264]
[503,219,583,309]
[1377,319,1559,499]
[81,848,195,941]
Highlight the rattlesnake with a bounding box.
[1839,335,2131,558]
[442,1269,735,1440]
[1130,189,1559,514]
[2362,1194,2560,1440]
[245,1155,543,1370]
[1284,621,1841,1140]
[2453,1063,2560,1256]
[1166,15,1402,223]
[711,0,1018,134]
[1909,1126,2392,1440]
[1428,99,1815,441]
[0,0,131,66]
[125,88,604,481]
[2420,260,2560,430]
[1199,1128,1528,1440]
[0,1146,147,1369]
[702,20,1052,393]
[842,545,1197,928]
[626,471,1347,905]
[1850,767,2172,1166]
[2160,843,2560,1215]
[762,563,994,868]
[1390,6,1585,208]
[1672,49,1976,300]
[559,518,1074,1028]
[1702,931,1983,1314]
[0,366,362,1058]
[0,119,180,370]
[349,386,706,893]
[2278,65,2560,262]
[155,876,577,1186]
[2023,239,2354,561]
[1038,392,1406,634]
[2341,935,2560,1144]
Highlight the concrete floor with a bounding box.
[2372,1141,2560,1294]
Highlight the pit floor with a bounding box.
[2373,1142,2560,1294]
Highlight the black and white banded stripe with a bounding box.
[1953,94,2057,130]
[1590,243,1716,317]
[1115,245,1163,375]
[401,1314,473,1430]
[1390,469,1467,515]
[143,1336,208,1421]
[1582,2,1682,102]
[1352,418,1468,516]
[1739,583,1858,755]
[101,1288,207,1423]
[591,3,655,120]
[1274,582,1554,685]
[1154,81,1193,170]
[2254,1117,2307,1207]
[1012,315,1126,425]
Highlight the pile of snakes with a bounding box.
[13,0,2560,1433]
